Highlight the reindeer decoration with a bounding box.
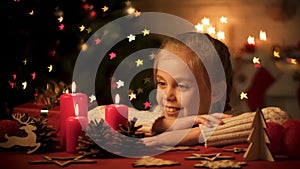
[0,114,41,154]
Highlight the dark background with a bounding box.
[1,0,161,119]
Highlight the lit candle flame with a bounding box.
[247,36,255,45]
[71,81,76,93]
[115,94,120,105]
[259,30,267,41]
[75,104,79,116]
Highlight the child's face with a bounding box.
[155,54,200,119]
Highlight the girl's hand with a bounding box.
[170,113,232,130]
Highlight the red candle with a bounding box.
[105,94,128,131]
[59,81,88,148]
[66,104,88,153]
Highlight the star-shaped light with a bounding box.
[144,77,151,84]
[116,80,124,88]
[137,88,144,94]
[240,92,248,100]
[31,72,36,80]
[134,10,141,17]
[109,52,116,60]
[220,16,228,23]
[22,81,27,90]
[8,81,16,89]
[217,31,225,40]
[102,6,108,12]
[57,16,63,22]
[89,95,96,103]
[144,101,151,109]
[252,57,260,64]
[48,65,53,72]
[23,59,27,65]
[95,38,101,45]
[127,7,135,14]
[135,59,143,67]
[195,23,204,32]
[201,17,210,25]
[81,43,88,51]
[127,34,136,42]
[142,29,150,36]
[86,27,92,33]
[207,26,216,35]
[59,23,64,30]
[128,92,136,101]
[273,51,280,58]
[29,10,34,15]
[79,25,85,32]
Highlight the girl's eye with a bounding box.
[178,83,189,90]
[156,81,166,88]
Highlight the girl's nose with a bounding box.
[165,87,176,101]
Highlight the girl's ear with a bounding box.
[212,81,227,103]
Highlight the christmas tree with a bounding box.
[243,108,275,161]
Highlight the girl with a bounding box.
[142,32,233,146]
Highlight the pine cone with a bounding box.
[31,114,57,152]
[77,119,152,158]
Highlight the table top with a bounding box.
[0,143,299,169]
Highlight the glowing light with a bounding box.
[247,36,255,45]
[57,16,63,22]
[127,7,135,14]
[29,10,34,15]
[12,74,16,80]
[252,57,260,64]
[143,101,151,109]
[273,51,280,58]
[259,30,267,41]
[48,65,53,72]
[89,95,96,103]
[142,29,150,36]
[207,26,216,35]
[195,23,204,32]
[109,52,116,60]
[128,92,136,101]
[102,6,108,12]
[22,81,27,90]
[81,43,88,51]
[71,81,76,93]
[220,16,228,23]
[135,59,143,67]
[134,10,141,17]
[116,80,125,88]
[127,34,136,42]
[75,104,79,116]
[23,59,27,65]
[59,24,64,30]
[31,72,36,80]
[240,92,248,100]
[217,31,225,40]
[201,17,210,25]
[79,25,85,32]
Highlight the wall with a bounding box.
[135,0,300,118]
[135,0,300,55]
